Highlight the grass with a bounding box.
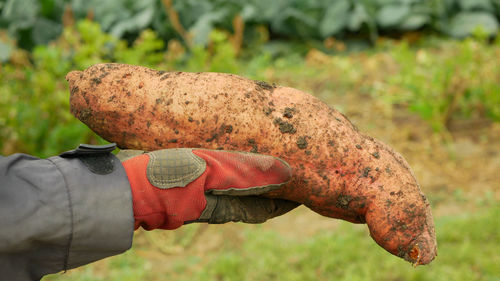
[43,199,500,281]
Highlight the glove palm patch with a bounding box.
[146,149,206,189]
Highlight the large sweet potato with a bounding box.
[67,63,437,265]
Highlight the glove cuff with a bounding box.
[122,154,165,230]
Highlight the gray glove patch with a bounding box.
[146,148,207,189]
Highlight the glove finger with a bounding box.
[187,194,300,224]
[116,149,147,162]
[192,149,292,196]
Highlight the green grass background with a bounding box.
[44,201,499,281]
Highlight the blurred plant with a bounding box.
[374,33,500,132]
[184,30,238,73]
[1,0,500,62]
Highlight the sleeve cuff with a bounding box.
[49,154,134,270]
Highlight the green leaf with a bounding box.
[271,7,318,38]
[1,0,39,30]
[400,13,429,30]
[374,0,401,5]
[376,4,410,28]
[70,0,94,18]
[32,18,61,45]
[110,7,154,38]
[39,0,61,18]
[448,11,499,37]
[241,4,257,21]
[319,0,351,37]
[91,1,129,31]
[175,0,213,28]
[492,0,500,11]
[190,9,229,46]
[348,3,369,31]
[0,40,12,62]
[459,0,494,11]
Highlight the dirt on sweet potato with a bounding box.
[66,63,437,265]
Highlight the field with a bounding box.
[37,32,500,280]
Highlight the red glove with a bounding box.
[121,149,296,230]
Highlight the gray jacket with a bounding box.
[0,144,134,281]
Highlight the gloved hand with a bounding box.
[118,148,299,230]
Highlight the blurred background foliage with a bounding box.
[1,0,500,52]
[0,1,499,280]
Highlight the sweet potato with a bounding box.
[66,63,437,265]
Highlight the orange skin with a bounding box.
[67,63,437,265]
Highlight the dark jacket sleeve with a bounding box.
[0,146,134,281]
